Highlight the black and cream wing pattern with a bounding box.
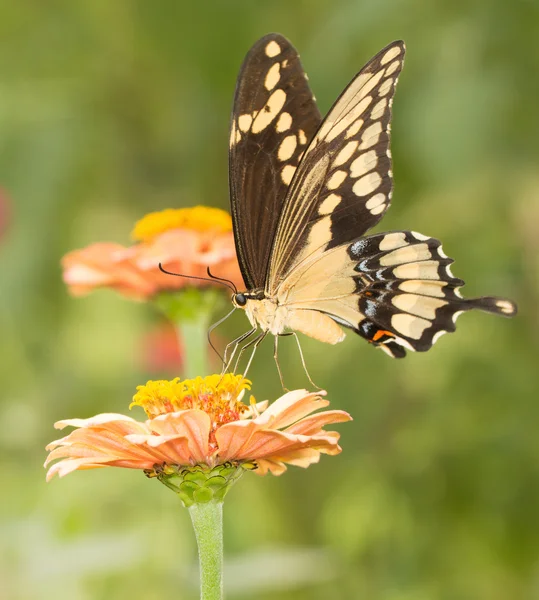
[229,35,517,359]
[229,33,321,291]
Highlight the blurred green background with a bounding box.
[1,1,538,599]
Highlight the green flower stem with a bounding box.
[177,315,209,378]
[188,501,224,600]
[154,287,225,378]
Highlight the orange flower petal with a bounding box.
[147,410,211,463]
[284,410,352,436]
[253,390,331,430]
[61,221,243,301]
[45,382,351,482]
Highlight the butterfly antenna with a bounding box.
[207,306,237,364]
[206,266,238,293]
[158,263,237,293]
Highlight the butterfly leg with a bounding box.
[233,331,267,376]
[274,334,291,392]
[242,331,268,378]
[290,331,322,391]
[221,327,257,375]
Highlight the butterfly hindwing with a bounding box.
[344,231,516,357]
[229,33,322,290]
[267,41,405,292]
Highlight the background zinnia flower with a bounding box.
[62,206,243,300]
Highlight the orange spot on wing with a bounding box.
[373,329,394,342]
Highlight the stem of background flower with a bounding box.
[176,314,209,378]
[188,501,224,600]
[154,287,225,378]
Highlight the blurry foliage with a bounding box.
[1,1,538,599]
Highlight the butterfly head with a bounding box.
[232,289,265,309]
[232,292,247,308]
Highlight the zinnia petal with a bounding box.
[45,377,351,484]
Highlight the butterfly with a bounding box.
[227,33,516,371]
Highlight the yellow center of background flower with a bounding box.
[131,374,251,427]
[131,206,233,242]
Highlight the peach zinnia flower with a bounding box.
[45,375,351,486]
[62,206,243,300]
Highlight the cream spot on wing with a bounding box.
[452,310,464,323]
[393,261,440,280]
[281,59,288,68]
[319,193,341,215]
[352,171,381,196]
[379,78,393,96]
[411,231,429,241]
[392,294,447,320]
[298,129,307,145]
[238,114,253,132]
[370,98,387,120]
[399,280,447,298]
[496,299,515,314]
[359,121,383,149]
[276,112,292,133]
[345,118,364,139]
[432,330,447,345]
[381,45,402,65]
[264,62,281,91]
[446,264,455,278]
[370,204,386,215]
[384,60,400,76]
[437,246,448,259]
[380,243,432,267]
[350,150,377,178]
[278,134,297,162]
[332,141,358,167]
[281,164,296,185]
[252,89,287,133]
[305,217,331,252]
[317,119,332,141]
[265,40,281,57]
[391,313,430,339]
[326,96,373,143]
[379,232,407,251]
[359,71,385,97]
[365,193,386,211]
[229,121,237,147]
[327,170,347,190]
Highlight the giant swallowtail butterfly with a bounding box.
[228,33,516,364]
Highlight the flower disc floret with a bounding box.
[131,374,251,425]
[131,206,232,242]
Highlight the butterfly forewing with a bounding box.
[229,33,321,290]
[267,41,405,293]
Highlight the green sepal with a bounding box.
[150,462,255,507]
[154,287,225,324]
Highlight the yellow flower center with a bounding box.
[131,374,251,427]
[131,206,233,242]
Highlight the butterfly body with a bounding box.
[228,34,516,361]
[236,292,346,344]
